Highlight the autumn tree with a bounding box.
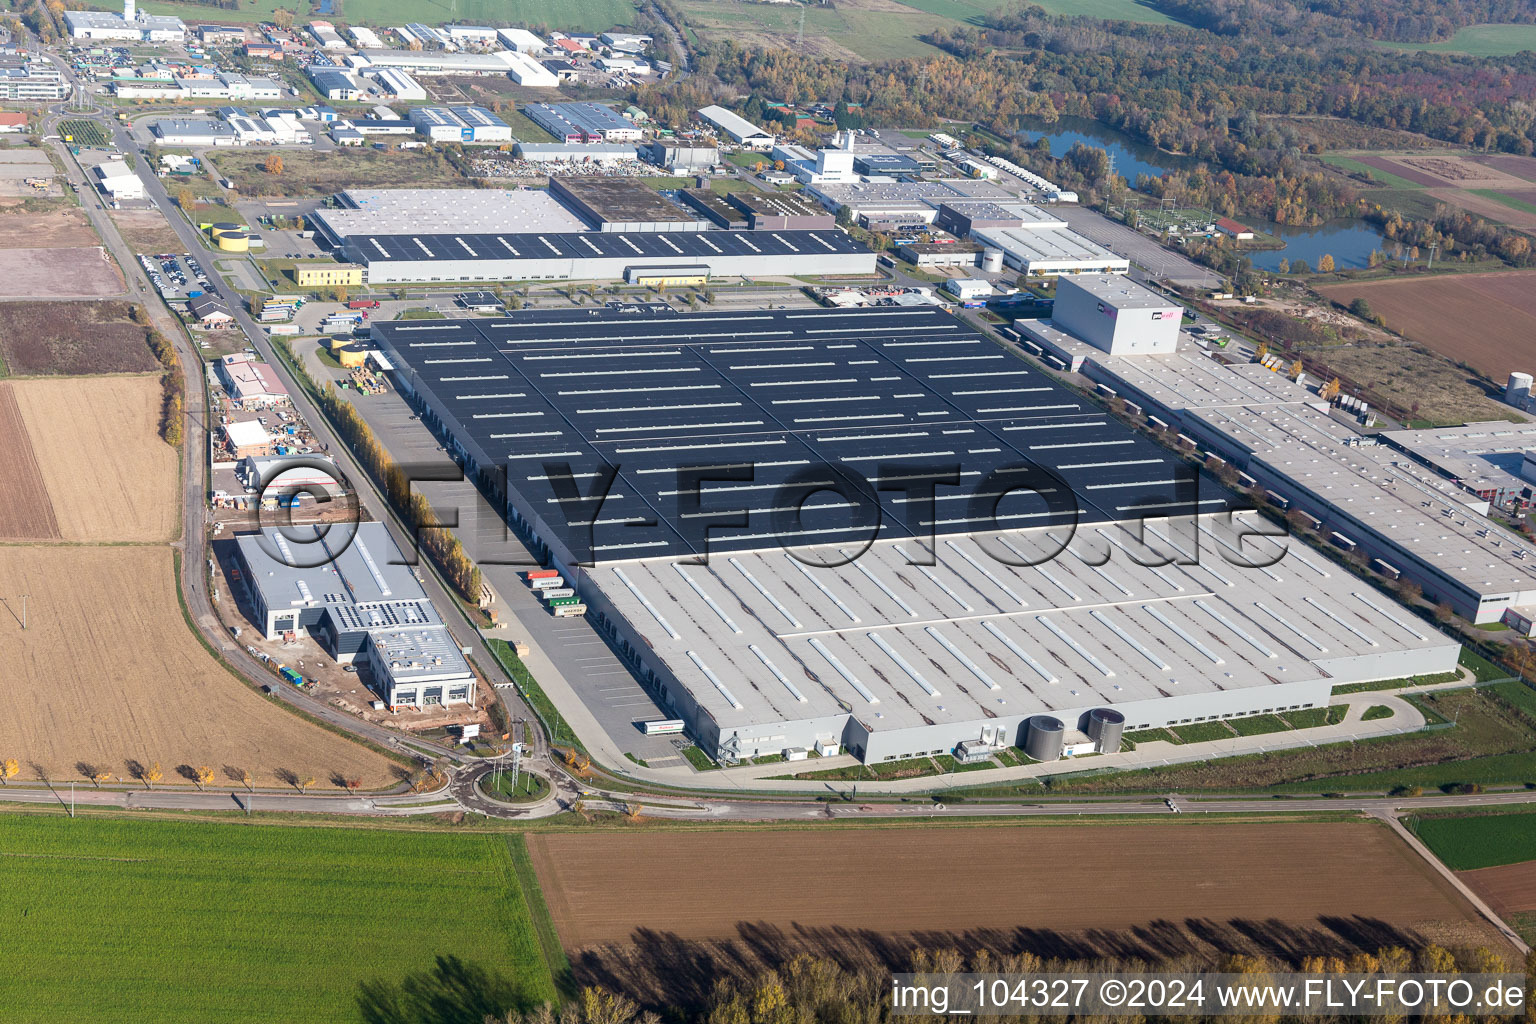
[0,758,16,786]
[345,777,362,794]
[1317,253,1336,272]
[194,765,214,790]
[141,762,163,790]
[92,770,113,788]
[298,775,315,794]
[176,186,196,211]
[264,154,284,175]
[239,768,253,792]
[272,7,292,29]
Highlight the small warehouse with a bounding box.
[1051,274,1182,356]
[223,419,272,456]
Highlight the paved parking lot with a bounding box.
[1055,206,1223,288]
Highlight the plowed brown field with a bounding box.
[1461,861,1536,918]
[528,823,1494,949]
[9,376,177,542]
[1317,271,1536,380]
[0,546,394,787]
[0,383,60,540]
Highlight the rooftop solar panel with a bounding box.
[373,305,1230,563]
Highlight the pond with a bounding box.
[1014,117,1390,272]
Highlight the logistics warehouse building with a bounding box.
[369,305,1459,763]
[338,228,874,283]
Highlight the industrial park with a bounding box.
[4,0,1536,1018]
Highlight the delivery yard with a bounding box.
[1318,270,1536,381]
[0,545,395,789]
[0,301,159,377]
[528,822,1500,966]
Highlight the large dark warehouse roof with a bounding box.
[350,229,865,264]
[372,305,1230,562]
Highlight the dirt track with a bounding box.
[528,823,1496,949]
[0,546,395,788]
[9,376,177,542]
[0,383,60,540]
[1318,271,1536,380]
[1462,862,1536,919]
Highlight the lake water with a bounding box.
[1014,117,1389,271]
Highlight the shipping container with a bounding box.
[530,575,565,590]
[547,596,581,607]
[640,719,686,735]
[539,588,575,600]
[346,299,380,309]
[526,569,560,580]
[552,603,587,617]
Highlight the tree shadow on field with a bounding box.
[356,954,532,1024]
[222,765,247,785]
[175,764,200,784]
[329,770,349,789]
[570,916,1433,1010]
[273,767,299,790]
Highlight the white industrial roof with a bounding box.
[1062,273,1180,310]
[224,419,270,447]
[1379,421,1536,500]
[1189,402,1536,594]
[972,224,1128,266]
[698,104,772,141]
[313,188,587,239]
[592,516,1454,733]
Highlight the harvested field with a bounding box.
[0,208,100,249]
[530,823,1499,958]
[0,300,158,376]
[0,383,60,540]
[1395,154,1532,189]
[1428,187,1536,232]
[1462,862,1536,919]
[1356,155,1441,187]
[9,376,176,542]
[1474,153,1536,183]
[0,546,395,788]
[0,246,122,298]
[1318,271,1536,381]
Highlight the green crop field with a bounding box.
[0,815,557,1023]
[84,0,637,31]
[1471,189,1536,216]
[60,119,111,147]
[1410,810,1536,870]
[1376,23,1536,56]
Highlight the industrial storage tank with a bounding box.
[209,222,242,239]
[1086,707,1126,753]
[1507,372,1533,407]
[981,248,1004,274]
[334,344,367,368]
[1023,715,1064,761]
[217,230,249,252]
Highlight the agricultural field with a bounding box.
[1376,23,1536,56]
[1335,151,1536,231]
[1410,810,1536,871]
[0,300,159,377]
[1317,271,1536,381]
[95,0,635,30]
[212,148,467,197]
[0,384,60,540]
[1411,810,1536,941]
[0,546,396,787]
[58,119,110,147]
[530,822,1501,1000]
[677,0,1173,59]
[0,816,557,1023]
[4,376,176,542]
